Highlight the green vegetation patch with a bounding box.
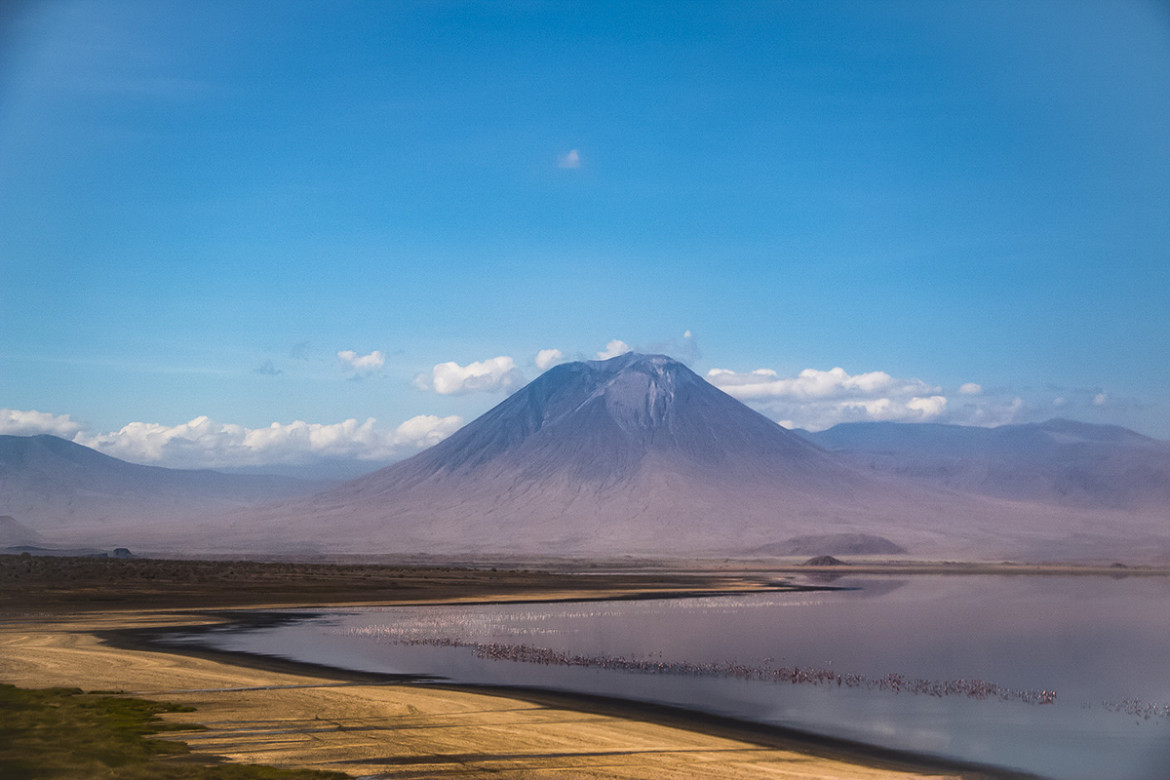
[0,684,345,780]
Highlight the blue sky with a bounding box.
[2,0,1169,469]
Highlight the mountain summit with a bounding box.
[378,353,834,487]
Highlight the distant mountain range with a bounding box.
[3,354,1168,561]
[0,434,325,547]
[796,419,1170,512]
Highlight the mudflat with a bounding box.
[0,556,1030,779]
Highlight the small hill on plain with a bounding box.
[0,514,42,547]
[755,533,908,557]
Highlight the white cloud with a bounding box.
[800,395,949,429]
[0,408,86,438]
[337,349,386,377]
[1093,392,1108,406]
[71,413,463,469]
[392,414,464,449]
[906,395,948,417]
[705,365,949,430]
[535,348,565,371]
[413,356,525,395]
[707,366,937,402]
[558,148,581,169]
[707,364,1050,431]
[596,339,633,360]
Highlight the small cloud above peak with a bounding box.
[535,348,565,371]
[596,339,633,360]
[558,149,581,169]
[958,382,982,395]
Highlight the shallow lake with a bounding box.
[168,575,1170,779]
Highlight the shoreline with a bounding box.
[106,608,1044,780]
[0,563,1071,779]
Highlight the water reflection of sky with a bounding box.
[191,576,1170,780]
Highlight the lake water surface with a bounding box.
[169,575,1170,779]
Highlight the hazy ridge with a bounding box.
[3,355,1167,562]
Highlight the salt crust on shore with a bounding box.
[0,610,965,780]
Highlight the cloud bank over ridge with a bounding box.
[1,408,462,471]
[706,365,1025,431]
[0,408,86,438]
[2,342,1130,468]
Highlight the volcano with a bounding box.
[240,352,1116,558]
[356,352,849,490]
